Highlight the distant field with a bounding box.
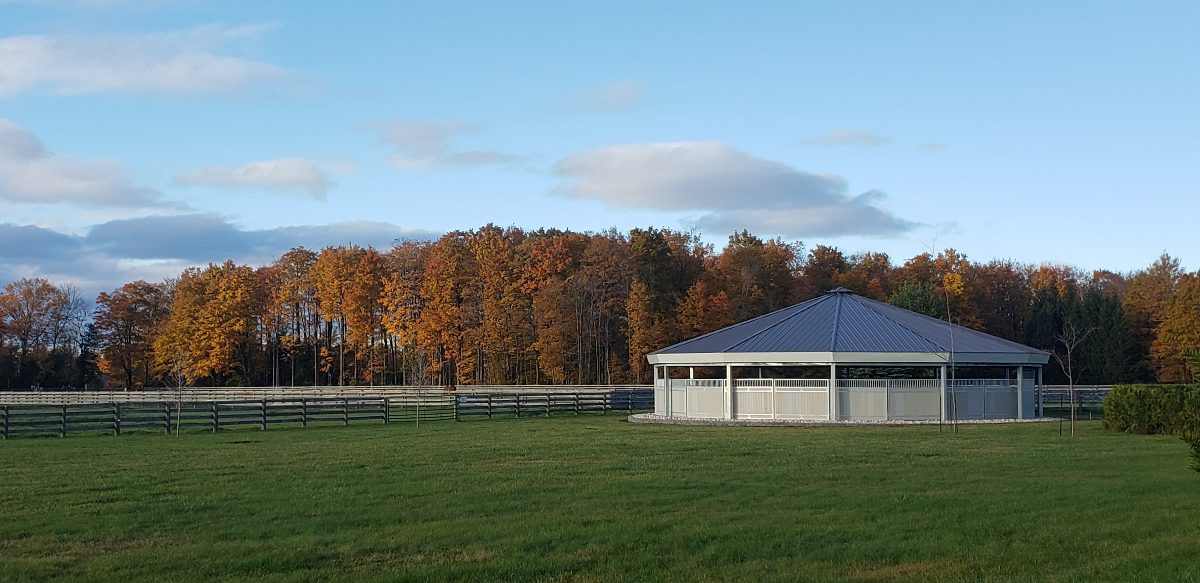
[1,416,1196,582]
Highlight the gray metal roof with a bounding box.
[651,287,1047,358]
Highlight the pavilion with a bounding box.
[647,288,1050,422]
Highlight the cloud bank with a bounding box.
[175,158,331,199]
[553,141,917,238]
[0,24,288,98]
[0,217,440,296]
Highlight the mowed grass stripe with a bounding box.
[0,417,1196,582]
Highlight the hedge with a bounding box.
[1102,384,1200,436]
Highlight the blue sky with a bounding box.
[1,1,1196,293]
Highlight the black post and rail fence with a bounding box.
[0,388,653,439]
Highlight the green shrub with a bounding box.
[1102,384,1200,436]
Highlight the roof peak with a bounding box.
[828,287,854,294]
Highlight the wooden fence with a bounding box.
[453,390,653,420]
[0,389,653,439]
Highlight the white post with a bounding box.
[770,378,777,420]
[1016,365,1025,420]
[725,364,734,420]
[829,363,838,421]
[939,364,948,422]
[664,365,671,418]
[885,378,891,421]
[1036,366,1044,417]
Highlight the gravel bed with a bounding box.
[628,413,1060,427]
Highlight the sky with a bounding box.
[1,0,1197,296]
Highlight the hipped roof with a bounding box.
[650,288,1048,364]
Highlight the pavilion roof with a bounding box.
[651,287,1048,359]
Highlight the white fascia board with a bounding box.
[647,351,1050,366]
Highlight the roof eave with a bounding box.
[647,351,1051,366]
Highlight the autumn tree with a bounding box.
[382,240,431,384]
[677,279,733,339]
[838,251,893,300]
[802,245,849,298]
[154,261,262,385]
[93,280,171,390]
[712,230,797,321]
[0,277,89,387]
[1151,274,1200,382]
[416,232,481,385]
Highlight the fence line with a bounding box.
[0,389,653,439]
[0,385,652,405]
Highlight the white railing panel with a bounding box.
[888,386,941,420]
[775,390,829,420]
[838,386,887,420]
[736,391,772,418]
[986,385,1018,418]
[686,386,725,418]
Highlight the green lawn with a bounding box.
[1,416,1196,582]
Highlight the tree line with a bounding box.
[1,225,1196,390]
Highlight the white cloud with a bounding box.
[802,129,890,148]
[0,118,169,207]
[553,141,918,238]
[373,119,515,170]
[175,158,332,199]
[0,24,288,98]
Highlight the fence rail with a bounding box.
[0,389,653,439]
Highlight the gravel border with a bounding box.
[627,413,1060,427]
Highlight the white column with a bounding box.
[770,378,777,420]
[664,365,671,418]
[1016,365,1024,420]
[725,364,734,420]
[939,364,948,422]
[1036,366,1044,417]
[829,363,838,421]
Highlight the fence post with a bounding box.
[487,394,493,420]
[2,405,8,439]
[212,402,219,433]
[261,399,267,431]
[516,394,522,418]
[384,397,390,424]
[60,403,67,438]
[545,394,550,417]
[574,393,580,415]
[163,403,170,435]
[301,399,308,428]
[343,398,349,426]
[114,403,121,436]
[453,396,459,422]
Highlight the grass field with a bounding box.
[1,416,1197,582]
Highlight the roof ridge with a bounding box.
[723,294,829,352]
[851,294,949,352]
[829,292,842,350]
